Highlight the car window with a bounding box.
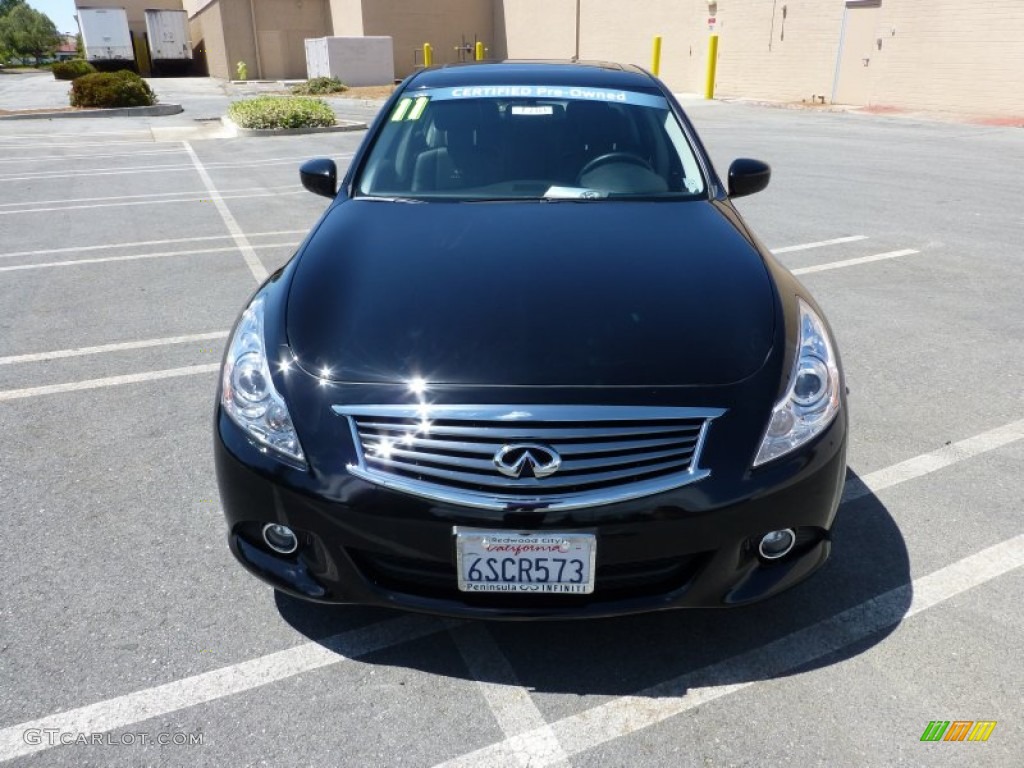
[356,85,706,201]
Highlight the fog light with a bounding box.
[262,523,299,555]
[758,528,796,560]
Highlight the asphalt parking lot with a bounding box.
[0,82,1022,767]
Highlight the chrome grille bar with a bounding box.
[354,433,698,457]
[372,455,695,490]
[355,421,701,440]
[333,404,725,511]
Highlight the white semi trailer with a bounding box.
[78,7,134,66]
[144,9,192,73]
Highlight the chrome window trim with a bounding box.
[332,404,724,512]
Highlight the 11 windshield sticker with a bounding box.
[389,85,669,121]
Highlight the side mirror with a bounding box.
[300,158,337,198]
[728,158,771,198]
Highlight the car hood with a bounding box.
[286,199,775,387]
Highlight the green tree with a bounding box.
[0,15,12,64]
[0,3,59,65]
[0,0,26,18]
[0,1,23,65]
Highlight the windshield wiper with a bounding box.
[358,196,425,203]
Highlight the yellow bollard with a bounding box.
[475,41,484,61]
[423,42,433,67]
[704,34,719,99]
[651,36,662,77]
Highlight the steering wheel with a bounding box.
[576,152,653,182]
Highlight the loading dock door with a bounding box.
[834,0,882,106]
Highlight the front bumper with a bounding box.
[214,406,847,620]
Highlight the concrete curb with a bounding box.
[220,115,368,137]
[0,103,184,120]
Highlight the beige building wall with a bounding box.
[711,0,1024,115]
[499,0,842,100]
[359,0,494,77]
[189,1,227,77]
[578,1,706,92]
[713,0,845,102]
[495,0,1023,117]
[329,0,364,36]
[865,0,1024,116]
[190,0,330,80]
[183,0,1023,118]
[190,0,256,80]
[252,0,331,79]
[495,0,576,60]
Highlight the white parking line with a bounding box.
[0,160,208,182]
[842,418,1024,503]
[0,147,185,165]
[0,154,350,183]
[0,230,306,260]
[0,129,153,139]
[0,331,228,366]
[0,420,1019,762]
[770,235,868,254]
[0,615,453,763]
[0,185,299,211]
[0,188,304,217]
[450,625,570,768]
[0,140,161,150]
[434,534,1024,768]
[0,364,220,401]
[0,242,300,273]
[184,141,268,283]
[792,249,919,275]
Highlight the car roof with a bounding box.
[408,60,660,92]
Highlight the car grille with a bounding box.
[332,405,724,510]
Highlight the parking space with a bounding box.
[0,149,223,256]
[0,99,1021,767]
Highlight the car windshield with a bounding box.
[355,85,707,201]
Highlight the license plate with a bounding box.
[455,529,596,594]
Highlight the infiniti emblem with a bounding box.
[493,443,562,479]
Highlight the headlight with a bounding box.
[221,295,306,467]
[753,299,841,466]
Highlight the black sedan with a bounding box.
[214,61,847,619]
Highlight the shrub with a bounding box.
[69,71,155,108]
[52,59,96,80]
[228,96,335,129]
[290,76,347,95]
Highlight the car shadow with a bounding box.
[275,469,910,697]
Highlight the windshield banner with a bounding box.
[419,85,668,110]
